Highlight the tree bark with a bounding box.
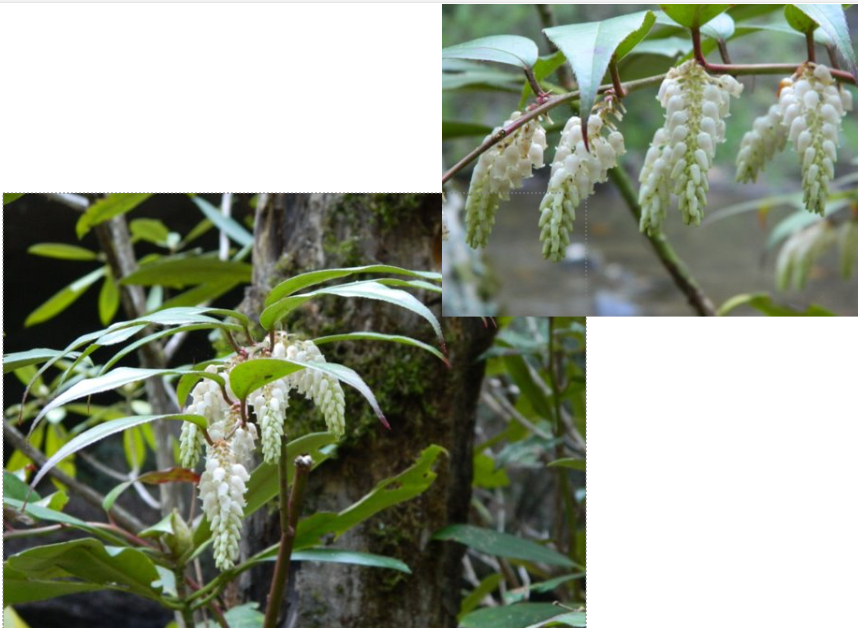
[236,193,495,627]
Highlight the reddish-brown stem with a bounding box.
[806,31,816,63]
[609,60,627,99]
[717,40,732,65]
[224,330,242,355]
[262,449,313,628]
[524,66,545,98]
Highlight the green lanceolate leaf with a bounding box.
[659,4,731,29]
[313,332,449,366]
[260,280,445,352]
[30,414,207,490]
[544,11,655,146]
[119,255,252,288]
[24,267,107,327]
[3,349,86,374]
[251,547,411,574]
[5,538,162,601]
[265,265,441,305]
[98,271,121,326]
[32,366,223,431]
[433,524,576,568]
[443,35,539,70]
[789,4,858,81]
[548,458,586,471]
[100,323,229,374]
[3,193,25,204]
[189,195,254,247]
[228,358,306,401]
[294,445,447,549]
[75,193,153,238]
[460,603,581,628]
[4,565,108,607]
[27,243,99,261]
[129,218,171,246]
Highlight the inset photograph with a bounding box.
[443,5,858,316]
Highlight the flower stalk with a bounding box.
[262,448,313,628]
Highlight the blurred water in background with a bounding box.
[444,167,858,316]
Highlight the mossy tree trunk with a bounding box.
[236,193,495,627]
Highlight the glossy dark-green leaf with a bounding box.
[253,547,411,574]
[313,332,449,366]
[30,414,207,490]
[5,538,162,600]
[28,243,98,261]
[3,565,108,606]
[790,4,858,80]
[659,4,731,29]
[443,35,539,69]
[32,367,222,432]
[261,280,444,352]
[294,445,446,549]
[75,193,152,239]
[433,524,575,568]
[265,265,441,305]
[228,358,306,401]
[544,11,655,141]
[119,256,252,288]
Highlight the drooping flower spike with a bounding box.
[538,97,626,262]
[639,60,743,234]
[778,63,851,215]
[464,110,548,248]
[735,103,789,184]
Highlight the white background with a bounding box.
[589,317,858,628]
[0,3,438,193]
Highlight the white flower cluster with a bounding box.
[248,379,290,465]
[465,111,547,248]
[179,333,350,571]
[735,104,788,183]
[538,109,626,262]
[198,439,250,570]
[778,64,851,215]
[639,60,743,234]
[179,366,228,468]
[281,338,346,440]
